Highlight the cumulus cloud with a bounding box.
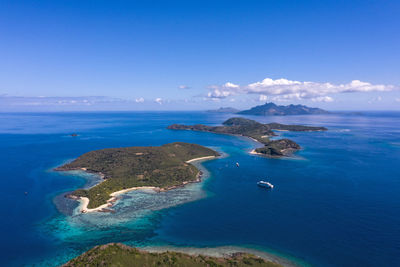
[311,96,334,102]
[246,78,393,96]
[135,97,144,103]
[259,94,268,101]
[155,97,163,104]
[0,96,132,110]
[207,89,233,99]
[178,85,191,89]
[368,96,383,104]
[206,82,239,100]
[206,77,397,101]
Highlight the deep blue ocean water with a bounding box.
[0,111,399,266]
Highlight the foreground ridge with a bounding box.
[63,243,282,267]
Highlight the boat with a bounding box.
[257,181,274,189]
[236,162,240,167]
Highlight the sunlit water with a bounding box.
[0,111,399,266]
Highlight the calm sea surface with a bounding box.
[0,111,399,266]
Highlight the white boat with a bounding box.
[236,162,240,167]
[257,181,274,189]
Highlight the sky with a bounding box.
[0,0,399,111]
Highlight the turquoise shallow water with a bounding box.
[0,111,399,266]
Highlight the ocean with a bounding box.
[0,111,399,266]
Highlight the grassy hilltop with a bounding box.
[63,243,282,267]
[56,142,219,209]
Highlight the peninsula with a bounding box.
[63,243,282,267]
[55,142,219,211]
[168,117,326,157]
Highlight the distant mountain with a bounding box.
[238,102,329,116]
[207,107,240,113]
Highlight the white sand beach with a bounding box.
[185,155,216,163]
[78,197,111,213]
[78,186,161,213]
[250,149,263,155]
[109,186,160,197]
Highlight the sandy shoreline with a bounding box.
[76,155,217,213]
[78,197,111,213]
[78,186,161,213]
[249,149,263,156]
[185,155,217,163]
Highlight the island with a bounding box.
[238,102,329,116]
[63,243,282,267]
[207,107,240,113]
[55,142,219,211]
[168,117,326,157]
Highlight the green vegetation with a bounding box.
[56,142,219,209]
[168,117,326,157]
[254,139,300,156]
[63,243,282,267]
[168,117,273,145]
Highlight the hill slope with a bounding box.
[56,142,219,209]
[63,243,282,267]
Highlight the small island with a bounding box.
[63,243,282,267]
[168,117,326,157]
[55,142,219,212]
[207,107,240,113]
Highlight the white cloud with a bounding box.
[396,98,400,102]
[259,94,268,101]
[0,96,125,107]
[207,89,233,99]
[205,82,239,100]
[207,77,397,100]
[246,78,393,96]
[135,97,144,103]
[224,82,240,89]
[179,85,191,89]
[155,97,163,104]
[269,94,301,102]
[311,96,334,102]
[368,96,383,104]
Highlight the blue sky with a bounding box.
[0,0,399,111]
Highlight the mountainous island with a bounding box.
[168,117,326,157]
[55,142,219,211]
[238,102,329,116]
[63,243,282,267]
